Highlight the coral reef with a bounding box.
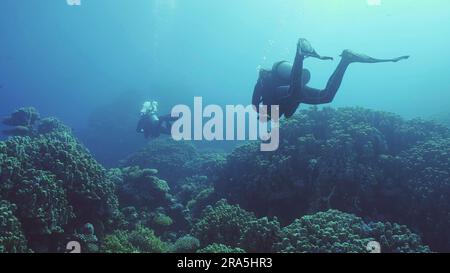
[192,200,256,248]
[110,167,171,210]
[432,111,450,128]
[397,138,450,250]
[276,210,430,253]
[0,200,29,253]
[0,106,446,253]
[121,139,199,185]
[0,109,118,252]
[197,243,246,253]
[177,175,217,219]
[74,223,99,253]
[192,202,429,253]
[122,140,226,187]
[216,107,450,251]
[108,166,190,236]
[2,107,40,136]
[101,225,168,253]
[171,235,200,253]
[240,217,282,253]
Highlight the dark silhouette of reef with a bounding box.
[1,106,448,253]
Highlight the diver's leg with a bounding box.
[289,47,306,100]
[160,124,171,135]
[158,114,177,122]
[158,114,177,135]
[301,50,409,105]
[300,57,352,105]
[280,41,309,118]
[341,50,409,64]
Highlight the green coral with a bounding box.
[367,221,430,253]
[183,152,227,179]
[0,200,29,253]
[186,186,215,218]
[276,210,430,253]
[192,200,256,248]
[197,243,245,253]
[0,109,118,252]
[240,217,282,253]
[110,167,171,210]
[397,138,450,250]
[109,166,190,235]
[178,175,217,219]
[101,225,168,253]
[171,235,200,253]
[7,170,71,238]
[153,213,173,227]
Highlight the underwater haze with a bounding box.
[1,0,450,127]
[1,0,450,254]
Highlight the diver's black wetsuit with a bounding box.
[136,114,177,139]
[252,39,409,118]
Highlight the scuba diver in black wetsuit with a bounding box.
[136,100,177,139]
[252,38,410,118]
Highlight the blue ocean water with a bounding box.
[1,0,450,127]
[1,0,450,254]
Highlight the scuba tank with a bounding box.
[272,61,292,83]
